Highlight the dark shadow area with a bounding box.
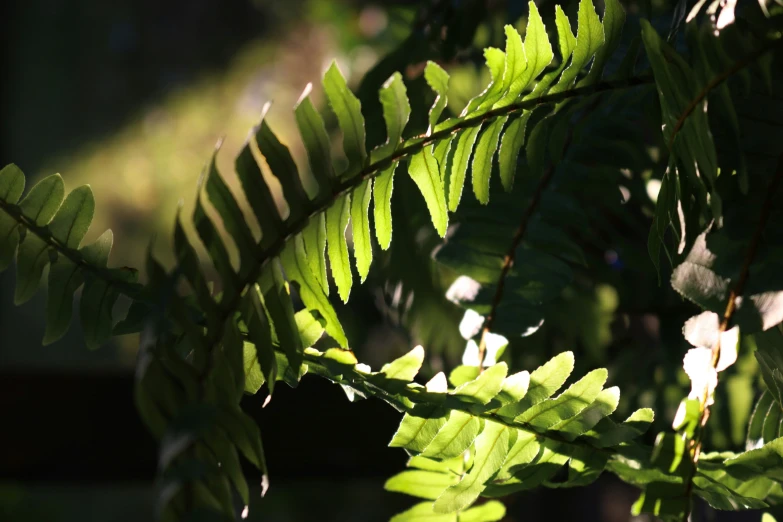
[0,0,301,172]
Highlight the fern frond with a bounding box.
[0,164,141,348]
[166,0,645,374]
[304,348,652,517]
[122,0,656,516]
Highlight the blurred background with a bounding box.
[0,0,772,520]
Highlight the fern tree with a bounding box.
[2,0,783,520]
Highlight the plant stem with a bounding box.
[680,156,783,521]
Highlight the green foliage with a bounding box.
[2,0,783,521]
[0,164,140,348]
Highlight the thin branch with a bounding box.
[681,156,783,521]
[476,162,558,367]
[475,92,602,366]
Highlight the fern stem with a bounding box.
[680,155,783,521]
[299,348,636,459]
[193,74,655,369]
[0,198,143,298]
[475,93,603,366]
[667,38,781,151]
[476,159,558,367]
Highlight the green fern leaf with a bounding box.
[747,391,776,449]
[48,185,94,249]
[302,213,329,295]
[240,286,278,394]
[424,62,450,133]
[552,0,605,93]
[373,162,397,250]
[280,234,347,347]
[294,84,335,201]
[375,72,411,159]
[391,503,454,522]
[325,193,353,302]
[258,260,303,372]
[350,179,373,281]
[495,430,539,481]
[591,407,654,447]
[256,118,310,222]
[0,164,25,271]
[490,26,526,110]
[498,4,553,108]
[18,173,64,227]
[234,135,283,250]
[465,48,506,115]
[527,6,577,99]
[44,258,84,345]
[516,368,608,429]
[204,431,250,506]
[173,214,218,323]
[407,455,464,474]
[583,0,626,85]
[497,112,532,191]
[497,371,531,404]
[390,501,505,522]
[451,363,507,405]
[447,127,481,211]
[323,61,367,177]
[498,351,574,417]
[42,185,95,344]
[217,407,268,477]
[193,191,236,298]
[420,411,482,459]
[408,148,448,237]
[380,346,425,382]
[204,153,256,274]
[385,470,459,500]
[14,174,65,304]
[434,421,510,513]
[390,406,450,453]
[79,230,119,350]
[471,116,507,204]
[554,386,620,440]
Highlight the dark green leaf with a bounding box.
[240,286,278,394]
[234,136,283,250]
[294,85,335,201]
[280,234,347,347]
[471,116,507,204]
[498,113,532,191]
[259,259,303,372]
[256,119,310,222]
[204,152,256,274]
